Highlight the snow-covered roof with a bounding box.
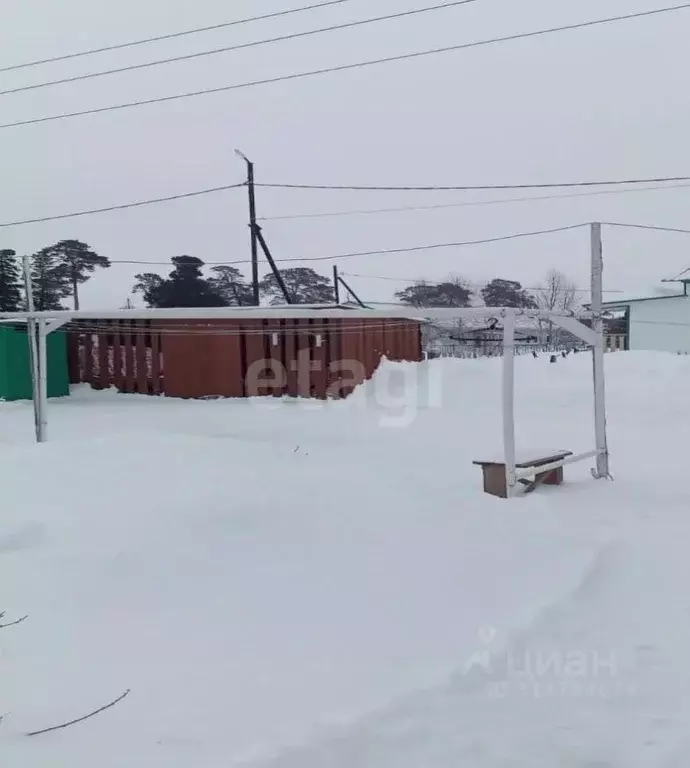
[601,285,687,307]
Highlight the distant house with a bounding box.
[449,322,539,347]
[600,280,690,353]
[427,320,542,358]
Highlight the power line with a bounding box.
[8,182,689,233]
[279,225,588,262]
[258,181,690,220]
[258,175,690,192]
[4,3,689,131]
[30,224,586,266]
[603,221,690,235]
[340,271,626,293]
[0,1,481,97]
[0,183,246,229]
[0,0,358,74]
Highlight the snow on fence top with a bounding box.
[0,305,597,322]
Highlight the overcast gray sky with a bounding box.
[2,0,690,308]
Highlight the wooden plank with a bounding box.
[243,319,267,397]
[113,321,124,391]
[82,332,93,385]
[295,318,312,397]
[98,325,110,390]
[66,328,81,384]
[135,323,148,394]
[264,320,285,398]
[473,450,573,468]
[283,319,298,398]
[310,318,328,399]
[149,323,162,395]
[221,320,244,398]
[123,322,136,393]
[326,318,342,399]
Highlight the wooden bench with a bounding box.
[473,451,573,498]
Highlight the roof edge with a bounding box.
[601,293,687,307]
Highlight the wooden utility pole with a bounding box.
[235,150,260,305]
[255,227,292,304]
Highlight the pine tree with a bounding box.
[481,279,537,309]
[132,272,165,308]
[49,240,111,310]
[208,266,253,306]
[0,249,23,312]
[133,257,226,308]
[260,267,334,305]
[31,248,71,311]
[396,278,472,308]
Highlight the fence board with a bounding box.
[296,319,313,398]
[123,323,136,393]
[135,325,148,394]
[149,325,161,394]
[243,320,267,397]
[82,332,93,384]
[283,319,298,397]
[112,322,125,391]
[310,319,328,399]
[326,318,342,399]
[263,320,285,397]
[67,328,81,384]
[98,327,110,389]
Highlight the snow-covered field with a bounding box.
[2,352,690,767]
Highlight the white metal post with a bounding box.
[590,222,610,478]
[37,318,48,443]
[22,255,42,443]
[502,311,517,497]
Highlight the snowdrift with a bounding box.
[2,352,690,766]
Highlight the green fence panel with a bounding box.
[0,325,70,401]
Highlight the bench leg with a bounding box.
[482,465,507,498]
[521,467,564,494]
[541,467,564,486]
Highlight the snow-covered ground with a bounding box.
[2,352,690,767]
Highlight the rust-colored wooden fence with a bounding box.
[66,317,422,399]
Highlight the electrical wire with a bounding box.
[603,221,690,235]
[340,271,626,293]
[0,1,481,97]
[28,223,586,267]
[6,182,690,232]
[258,176,690,192]
[6,181,690,231]
[0,0,358,74]
[3,3,688,130]
[258,181,690,220]
[0,183,246,229]
[267,224,589,263]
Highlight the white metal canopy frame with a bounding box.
[3,224,611,494]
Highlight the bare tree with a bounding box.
[535,270,578,344]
